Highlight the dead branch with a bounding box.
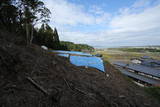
[74,87,88,95]
[26,77,48,95]
[63,78,87,95]
[63,78,97,100]
[63,78,73,91]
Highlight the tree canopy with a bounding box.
[60,41,94,52]
[0,0,50,44]
[0,0,94,51]
[33,24,61,49]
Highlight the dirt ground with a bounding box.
[0,31,160,107]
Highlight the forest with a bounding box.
[0,0,94,51]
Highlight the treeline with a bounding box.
[33,24,61,50]
[0,0,94,51]
[116,48,160,52]
[0,0,61,49]
[0,0,51,45]
[60,41,94,52]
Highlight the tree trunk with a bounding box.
[30,26,34,44]
[26,23,29,45]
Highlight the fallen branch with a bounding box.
[63,78,96,100]
[26,77,48,95]
[63,78,73,91]
[63,78,87,95]
[74,87,87,95]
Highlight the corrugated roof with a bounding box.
[117,68,160,85]
[113,62,160,78]
[140,58,160,65]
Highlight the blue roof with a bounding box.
[114,62,160,78]
[70,56,105,72]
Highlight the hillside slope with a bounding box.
[0,32,159,107]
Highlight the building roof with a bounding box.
[141,59,160,64]
[141,56,151,59]
[118,68,160,85]
[114,62,160,78]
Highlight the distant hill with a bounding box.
[60,41,94,52]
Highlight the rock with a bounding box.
[106,74,109,77]
[41,45,48,50]
[119,95,125,99]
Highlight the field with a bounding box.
[94,48,160,63]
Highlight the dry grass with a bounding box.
[94,49,160,63]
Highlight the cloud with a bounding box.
[44,0,109,26]
[89,5,105,15]
[43,0,160,48]
[132,0,151,8]
[109,3,160,33]
[96,1,160,47]
[84,2,160,47]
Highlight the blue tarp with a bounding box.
[58,53,69,57]
[53,50,92,56]
[70,56,105,72]
[52,50,105,72]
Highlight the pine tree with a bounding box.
[53,28,60,43]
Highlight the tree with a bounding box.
[0,0,51,45]
[33,24,61,49]
[0,0,19,32]
[16,0,51,45]
[53,28,60,42]
[60,41,94,51]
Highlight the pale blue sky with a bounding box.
[43,0,160,48]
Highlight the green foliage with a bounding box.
[0,0,19,32]
[108,48,160,53]
[119,48,160,52]
[17,0,50,25]
[0,0,51,44]
[33,24,60,50]
[0,0,94,51]
[145,87,160,102]
[60,41,94,52]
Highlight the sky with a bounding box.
[43,0,160,48]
